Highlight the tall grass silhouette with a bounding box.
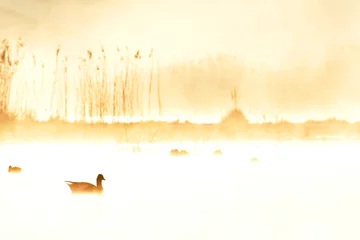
[0,38,161,123]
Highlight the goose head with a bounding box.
[97,174,105,181]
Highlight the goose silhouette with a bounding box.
[8,165,22,173]
[65,174,105,194]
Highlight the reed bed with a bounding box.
[0,38,162,123]
[0,38,24,117]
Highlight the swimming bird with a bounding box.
[8,165,22,173]
[213,149,223,156]
[170,149,189,156]
[65,174,105,194]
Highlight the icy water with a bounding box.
[1,141,360,240]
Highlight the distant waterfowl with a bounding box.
[8,165,22,173]
[213,149,223,156]
[65,174,105,194]
[170,149,189,156]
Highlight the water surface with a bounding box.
[1,141,360,240]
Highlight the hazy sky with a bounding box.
[1,0,360,121]
[1,0,360,67]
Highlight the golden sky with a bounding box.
[1,0,359,68]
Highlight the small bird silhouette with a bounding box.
[8,165,22,173]
[170,149,188,156]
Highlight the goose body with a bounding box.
[65,174,105,194]
[8,165,22,173]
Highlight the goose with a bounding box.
[170,149,189,156]
[8,165,22,173]
[65,174,105,194]
[213,149,223,156]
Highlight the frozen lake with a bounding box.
[1,141,360,240]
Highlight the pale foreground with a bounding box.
[0,141,360,240]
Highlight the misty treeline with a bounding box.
[162,46,360,118]
[0,38,162,122]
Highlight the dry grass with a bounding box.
[0,38,23,115]
[0,38,162,123]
